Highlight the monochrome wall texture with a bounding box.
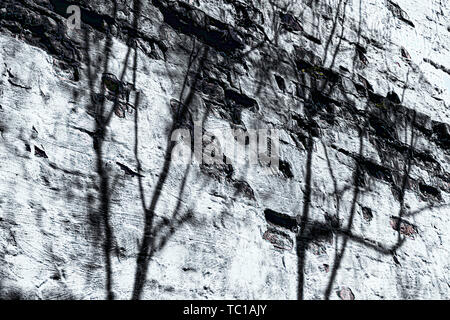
[0,0,449,299]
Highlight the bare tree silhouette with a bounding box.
[82,0,143,299]
[2,0,448,300]
[131,39,210,299]
[243,0,449,300]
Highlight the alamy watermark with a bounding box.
[65,1,196,30]
[66,5,81,30]
[171,121,281,174]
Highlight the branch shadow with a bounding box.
[82,0,143,299]
[131,39,210,300]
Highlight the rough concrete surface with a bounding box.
[0,0,449,299]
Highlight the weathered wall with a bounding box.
[0,0,449,299]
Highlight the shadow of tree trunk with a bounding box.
[323,121,365,299]
[83,0,142,300]
[131,40,209,300]
[295,103,314,300]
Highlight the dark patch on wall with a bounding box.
[170,99,194,131]
[279,12,302,32]
[390,216,418,238]
[153,0,245,55]
[302,32,322,45]
[358,158,393,184]
[361,207,373,222]
[433,122,450,150]
[325,213,342,229]
[386,91,401,104]
[116,162,144,178]
[224,89,258,124]
[264,209,297,231]
[292,113,320,137]
[34,146,48,158]
[387,1,415,28]
[233,180,255,200]
[49,0,115,32]
[200,156,234,182]
[274,74,286,92]
[262,228,293,250]
[225,0,264,29]
[279,160,294,179]
[294,46,323,68]
[355,44,369,66]
[424,58,450,76]
[368,91,385,105]
[418,183,441,200]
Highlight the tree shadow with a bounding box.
[248,0,442,300]
[131,38,210,299]
[82,0,145,299]
[6,0,447,300]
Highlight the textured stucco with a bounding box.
[0,0,449,299]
